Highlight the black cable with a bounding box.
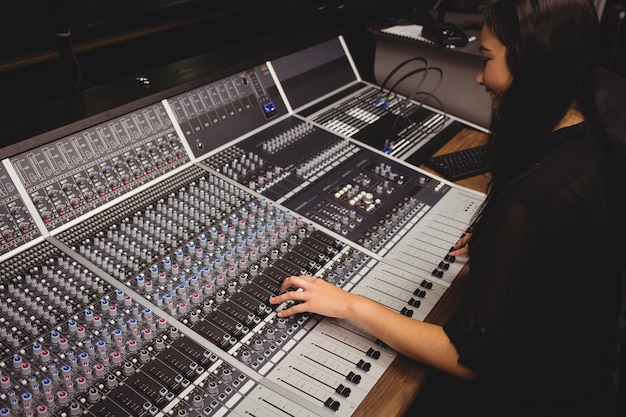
[410,91,447,116]
[375,56,428,108]
[407,91,448,135]
[402,66,443,118]
[383,67,430,102]
[388,66,444,139]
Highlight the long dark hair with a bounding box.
[472,0,606,221]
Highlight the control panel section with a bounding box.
[202,117,360,203]
[9,102,189,231]
[0,240,269,417]
[282,147,450,248]
[201,115,461,255]
[166,65,288,158]
[0,163,41,257]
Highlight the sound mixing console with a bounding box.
[0,36,485,417]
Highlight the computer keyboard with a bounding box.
[424,145,489,181]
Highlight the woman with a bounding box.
[269,0,624,415]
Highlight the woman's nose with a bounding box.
[476,67,484,86]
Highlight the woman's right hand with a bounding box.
[269,275,357,319]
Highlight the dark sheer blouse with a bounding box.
[443,121,622,416]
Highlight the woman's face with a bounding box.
[476,25,512,108]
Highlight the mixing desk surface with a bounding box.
[0,36,485,417]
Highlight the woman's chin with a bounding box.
[489,93,500,109]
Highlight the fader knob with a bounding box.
[41,211,52,222]
[105,375,118,389]
[65,402,81,416]
[253,339,263,351]
[87,388,100,403]
[240,350,251,364]
[207,381,218,395]
[221,369,232,381]
[56,391,69,405]
[36,405,49,417]
[191,395,204,409]
[122,362,134,376]
[75,377,87,390]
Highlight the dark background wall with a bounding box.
[0,0,438,148]
[1,0,624,150]
[1,0,413,108]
